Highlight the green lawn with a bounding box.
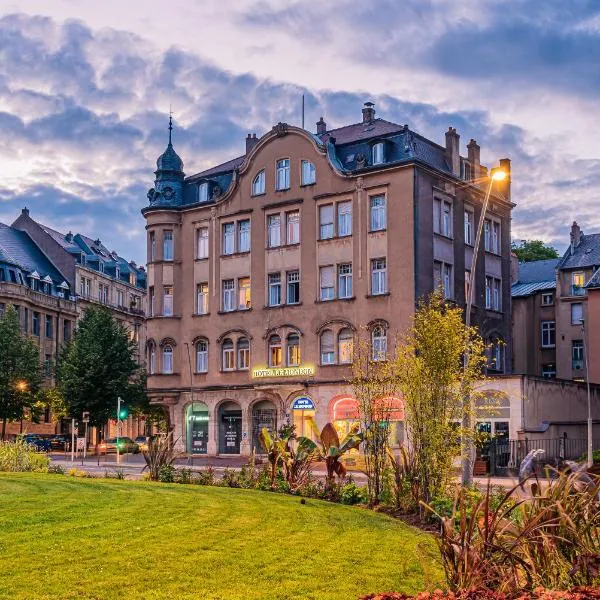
[0,474,442,600]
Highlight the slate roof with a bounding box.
[322,118,405,145]
[511,280,556,298]
[586,267,600,289]
[0,223,66,284]
[189,155,245,180]
[516,259,559,284]
[40,224,81,252]
[556,233,600,270]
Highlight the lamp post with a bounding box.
[580,319,593,469]
[461,169,506,487]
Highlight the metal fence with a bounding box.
[487,437,600,476]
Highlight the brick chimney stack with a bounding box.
[445,127,460,176]
[570,221,582,255]
[316,117,327,135]
[467,139,480,178]
[362,102,375,123]
[499,157,512,201]
[245,133,259,154]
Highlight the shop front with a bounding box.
[252,399,278,453]
[219,401,242,454]
[186,402,209,455]
[291,396,316,439]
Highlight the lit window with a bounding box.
[198,182,209,202]
[197,227,209,259]
[238,220,250,253]
[163,230,173,261]
[287,271,300,304]
[338,264,353,298]
[276,159,290,190]
[196,340,208,373]
[267,214,281,248]
[371,258,387,295]
[287,333,300,366]
[301,160,316,185]
[252,170,265,196]
[370,196,386,231]
[238,277,251,310]
[319,266,334,301]
[162,345,173,374]
[286,211,300,244]
[237,338,250,370]
[222,223,235,255]
[337,201,352,237]
[319,204,334,239]
[222,279,235,312]
[222,339,235,370]
[196,283,208,315]
[320,330,335,365]
[372,326,387,361]
[372,142,384,165]
[268,273,281,306]
[572,272,586,296]
[338,329,353,364]
[269,335,282,367]
[163,286,173,316]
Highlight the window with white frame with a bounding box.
[338,263,353,298]
[338,328,353,364]
[163,286,173,316]
[371,258,387,295]
[434,198,453,237]
[372,142,384,165]
[286,211,300,244]
[196,340,208,373]
[198,182,209,202]
[443,264,453,299]
[222,223,235,255]
[276,159,290,190]
[237,338,250,370]
[487,337,505,372]
[196,282,208,315]
[252,170,265,196]
[319,204,334,239]
[541,292,553,306]
[337,201,352,237]
[320,330,335,365]
[267,214,281,248]
[572,272,586,296]
[464,209,474,245]
[268,273,282,306]
[572,340,584,370]
[492,221,501,253]
[222,339,235,370]
[541,320,556,348]
[196,227,209,259]
[484,220,491,251]
[287,271,300,304]
[148,343,155,374]
[485,276,502,311]
[238,220,250,253]
[162,345,173,374]
[301,160,316,185]
[269,334,282,367]
[287,333,300,366]
[484,219,501,253]
[116,289,124,307]
[222,279,235,312]
[370,195,386,231]
[372,326,387,361]
[238,277,251,310]
[149,232,155,261]
[163,230,173,261]
[542,363,556,379]
[319,266,335,300]
[571,302,583,325]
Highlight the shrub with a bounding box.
[195,467,216,486]
[0,439,50,473]
[175,468,192,484]
[67,468,89,478]
[221,468,241,488]
[141,433,179,481]
[360,589,600,599]
[48,463,65,475]
[340,480,367,505]
[158,464,175,483]
[103,468,126,480]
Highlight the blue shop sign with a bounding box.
[292,396,315,411]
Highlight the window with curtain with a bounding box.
[162,345,173,374]
[369,196,386,231]
[301,160,316,185]
[337,201,352,237]
[268,273,281,306]
[319,266,334,300]
[238,220,250,253]
[338,329,353,364]
[222,223,235,255]
[319,204,334,239]
[196,340,208,373]
[286,211,300,244]
[267,214,281,248]
[163,230,173,261]
[148,343,156,374]
[276,159,290,190]
[287,333,300,366]
[320,330,335,365]
[237,338,250,370]
[269,335,282,367]
[222,339,235,370]
[371,326,387,361]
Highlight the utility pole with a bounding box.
[581,319,593,469]
[116,396,122,465]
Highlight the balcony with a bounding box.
[571,285,586,297]
[0,282,77,314]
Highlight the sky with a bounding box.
[0,0,599,264]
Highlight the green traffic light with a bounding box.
[118,407,128,420]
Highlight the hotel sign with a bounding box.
[251,366,315,379]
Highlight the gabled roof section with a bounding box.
[511,280,556,298]
[320,118,405,145]
[557,233,600,270]
[586,267,600,289]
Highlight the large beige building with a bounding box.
[143,104,514,456]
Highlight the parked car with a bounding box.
[134,436,149,452]
[21,434,52,452]
[98,437,139,454]
[49,435,71,451]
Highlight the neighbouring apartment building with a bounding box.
[586,268,600,384]
[143,103,514,456]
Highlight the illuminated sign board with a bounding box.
[251,366,315,379]
[292,397,315,411]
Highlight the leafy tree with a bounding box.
[0,306,43,439]
[55,307,144,429]
[512,239,559,262]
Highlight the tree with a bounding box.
[0,306,43,439]
[512,239,559,262]
[394,292,487,509]
[55,307,144,429]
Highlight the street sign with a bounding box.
[76,437,86,451]
[292,396,315,411]
[82,411,90,423]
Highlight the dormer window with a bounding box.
[115,267,120,280]
[252,170,265,196]
[198,182,209,202]
[372,142,384,165]
[98,262,104,274]
[301,160,316,185]
[276,159,290,191]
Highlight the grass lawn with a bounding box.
[0,474,442,600]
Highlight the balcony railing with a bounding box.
[571,285,586,296]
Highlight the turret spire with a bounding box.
[168,107,173,145]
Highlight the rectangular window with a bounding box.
[541,320,556,348]
[238,343,250,370]
[222,222,235,255]
[197,227,209,259]
[542,364,556,379]
[541,292,553,305]
[371,258,387,295]
[163,286,173,316]
[45,315,53,339]
[443,263,453,299]
[464,209,474,245]
[337,201,352,237]
[485,276,501,310]
[223,344,235,371]
[434,199,453,236]
[238,220,250,253]
[149,232,155,261]
[44,354,52,378]
[492,221,501,253]
[276,158,290,190]
[268,273,281,306]
[484,220,491,252]
[222,279,235,312]
[98,284,109,305]
[319,204,334,239]
[372,143,384,165]
[198,182,208,203]
[22,308,28,334]
[163,230,173,261]
[287,271,300,305]
[571,302,583,325]
[196,343,208,373]
[148,287,154,317]
[320,331,335,365]
[32,312,40,336]
[572,272,586,296]
[301,160,316,185]
[338,263,353,299]
[286,211,300,245]
[116,289,124,307]
[267,214,281,248]
[62,319,71,342]
[572,340,584,370]
[238,277,251,310]
[370,196,386,231]
[319,266,335,301]
[196,283,208,315]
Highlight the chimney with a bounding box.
[245,133,259,154]
[65,231,73,242]
[21,207,29,217]
[316,117,327,135]
[499,157,512,201]
[467,139,480,178]
[445,127,460,176]
[570,221,582,254]
[362,102,375,123]
[510,252,520,284]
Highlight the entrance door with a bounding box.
[252,401,277,453]
[219,403,242,454]
[186,403,209,455]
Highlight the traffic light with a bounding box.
[118,405,128,420]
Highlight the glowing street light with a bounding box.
[15,380,28,392]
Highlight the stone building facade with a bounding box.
[143,104,514,456]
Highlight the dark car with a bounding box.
[49,435,71,451]
[98,437,139,454]
[22,434,52,452]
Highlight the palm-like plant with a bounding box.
[259,427,290,488]
[141,433,179,481]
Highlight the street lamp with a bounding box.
[15,380,28,392]
[461,168,506,487]
[580,319,593,469]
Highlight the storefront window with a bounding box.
[186,402,209,455]
[252,400,277,453]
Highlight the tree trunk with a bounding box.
[1,417,6,441]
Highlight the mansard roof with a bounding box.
[557,233,600,270]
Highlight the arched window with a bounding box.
[269,335,282,367]
[162,345,173,374]
[372,142,384,165]
[196,340,208,373]
[148,342,156,375]
[287,333,300,366]
[371,326,387,361]
[320,330,335,365]
[222,338,235,371]
[252,170,265,196]
[237,338,250,370]
[198,182,209,202]
[338,328,354,364]
[301,160,316,185]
